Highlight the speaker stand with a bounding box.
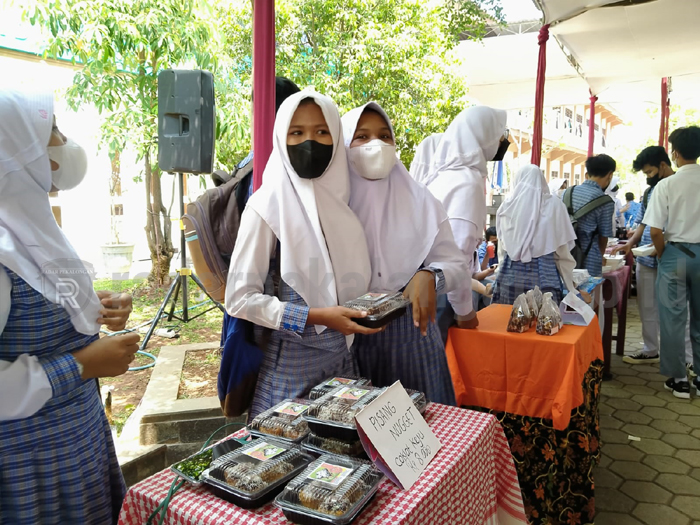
[139,172,225,351]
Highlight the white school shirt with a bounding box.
[0,266,54,421]
[643,164,700,243]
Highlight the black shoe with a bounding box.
[665,378,691,399]
[623,352,660,364]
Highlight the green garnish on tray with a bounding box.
[173,448,214,481]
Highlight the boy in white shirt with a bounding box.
[644,126,700,398]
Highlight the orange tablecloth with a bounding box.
[446,304,604,430]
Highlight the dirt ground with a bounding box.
[178,347,222,400]
[95,277,223,434]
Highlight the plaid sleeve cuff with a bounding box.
[419,267,445,294]
[40,352,86,398]
[281,303,309,335]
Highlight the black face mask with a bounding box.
[287,140,334,179]
[646,172,661,187]
[492,139,511,161]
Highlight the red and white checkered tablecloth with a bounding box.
[118,404,527,525]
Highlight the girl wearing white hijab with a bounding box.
[423,106,508,333]
[0,90,138,524]
[226,90,379,419]
[492,164,577,305]
[409,133,443,184]
[547,177,568,199]
[342,103,466,405]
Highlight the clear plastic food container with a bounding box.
[248,399,312,443]
[304,386,383,441]
[275,454,384,525]
[201,439,314,509]
[343,292,410,328]
[302,432,367,459]
[309,377,373,401]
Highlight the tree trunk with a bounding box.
[144,149,174,286]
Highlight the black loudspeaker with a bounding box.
[157,69,215,174]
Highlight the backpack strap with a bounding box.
[563,187,575,216]
[642,187,652,210]
[572,194,613,221]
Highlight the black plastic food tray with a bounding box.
[201,441,314,509]
[279,493,377,525]
[353,306,407,328]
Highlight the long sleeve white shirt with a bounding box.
[445,218,480,317]
[0,267,54,421]
[225,208,287,330]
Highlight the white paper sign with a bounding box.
[561,291,596,326]
[354,381,441,490]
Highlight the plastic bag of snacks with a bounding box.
[507,294,532,333]
[532,286,543,312]
[537,292,562,336]
[525,290,539,326]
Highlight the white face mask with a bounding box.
[47,137,88,191]
[348,139,396,180]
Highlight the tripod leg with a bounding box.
[167,277,182,322]
[191,273,226,313]
[181,273,189,322]
[140,277,180,351]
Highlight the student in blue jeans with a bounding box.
[644,126,700,398]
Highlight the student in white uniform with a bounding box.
[614,146,693,371]
[421,106,509,337]
[644,126,700,399]
[226,90,380,418]
[341,102,467,405]
[492,164,577,304]
[409,133,443,184]
[0,89,137,524]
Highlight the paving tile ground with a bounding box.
[596,296,700,522]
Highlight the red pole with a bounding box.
[588,93,598,157]
[659,77,668,147]
[530,24,550,167]
[252,0,276,191]
[664,96,671,151]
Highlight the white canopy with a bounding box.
[459,0,700,110]
[550,0,700,101]
[457,31,590,110]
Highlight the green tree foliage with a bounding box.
[23,0,502,283]
[26,0,218,285]
[215,0,503,167]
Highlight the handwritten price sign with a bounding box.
[355,382,441,490]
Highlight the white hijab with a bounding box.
[0,89,101,335]
[409,133,443,184]
[548,177,567,195]
[342,102,448,293]
[247,89,371,332]
[496,164,576,263]
[423,106,507,228]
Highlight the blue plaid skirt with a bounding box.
[492,253,564,306]
[353,306,456,406]
[248,278,358,420]
[0,268,125,525]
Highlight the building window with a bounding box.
[551,170,559,178]
[574,174,581,185]
[564,172,570,179]
[565,108,573,118]
[594,123,600,131]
